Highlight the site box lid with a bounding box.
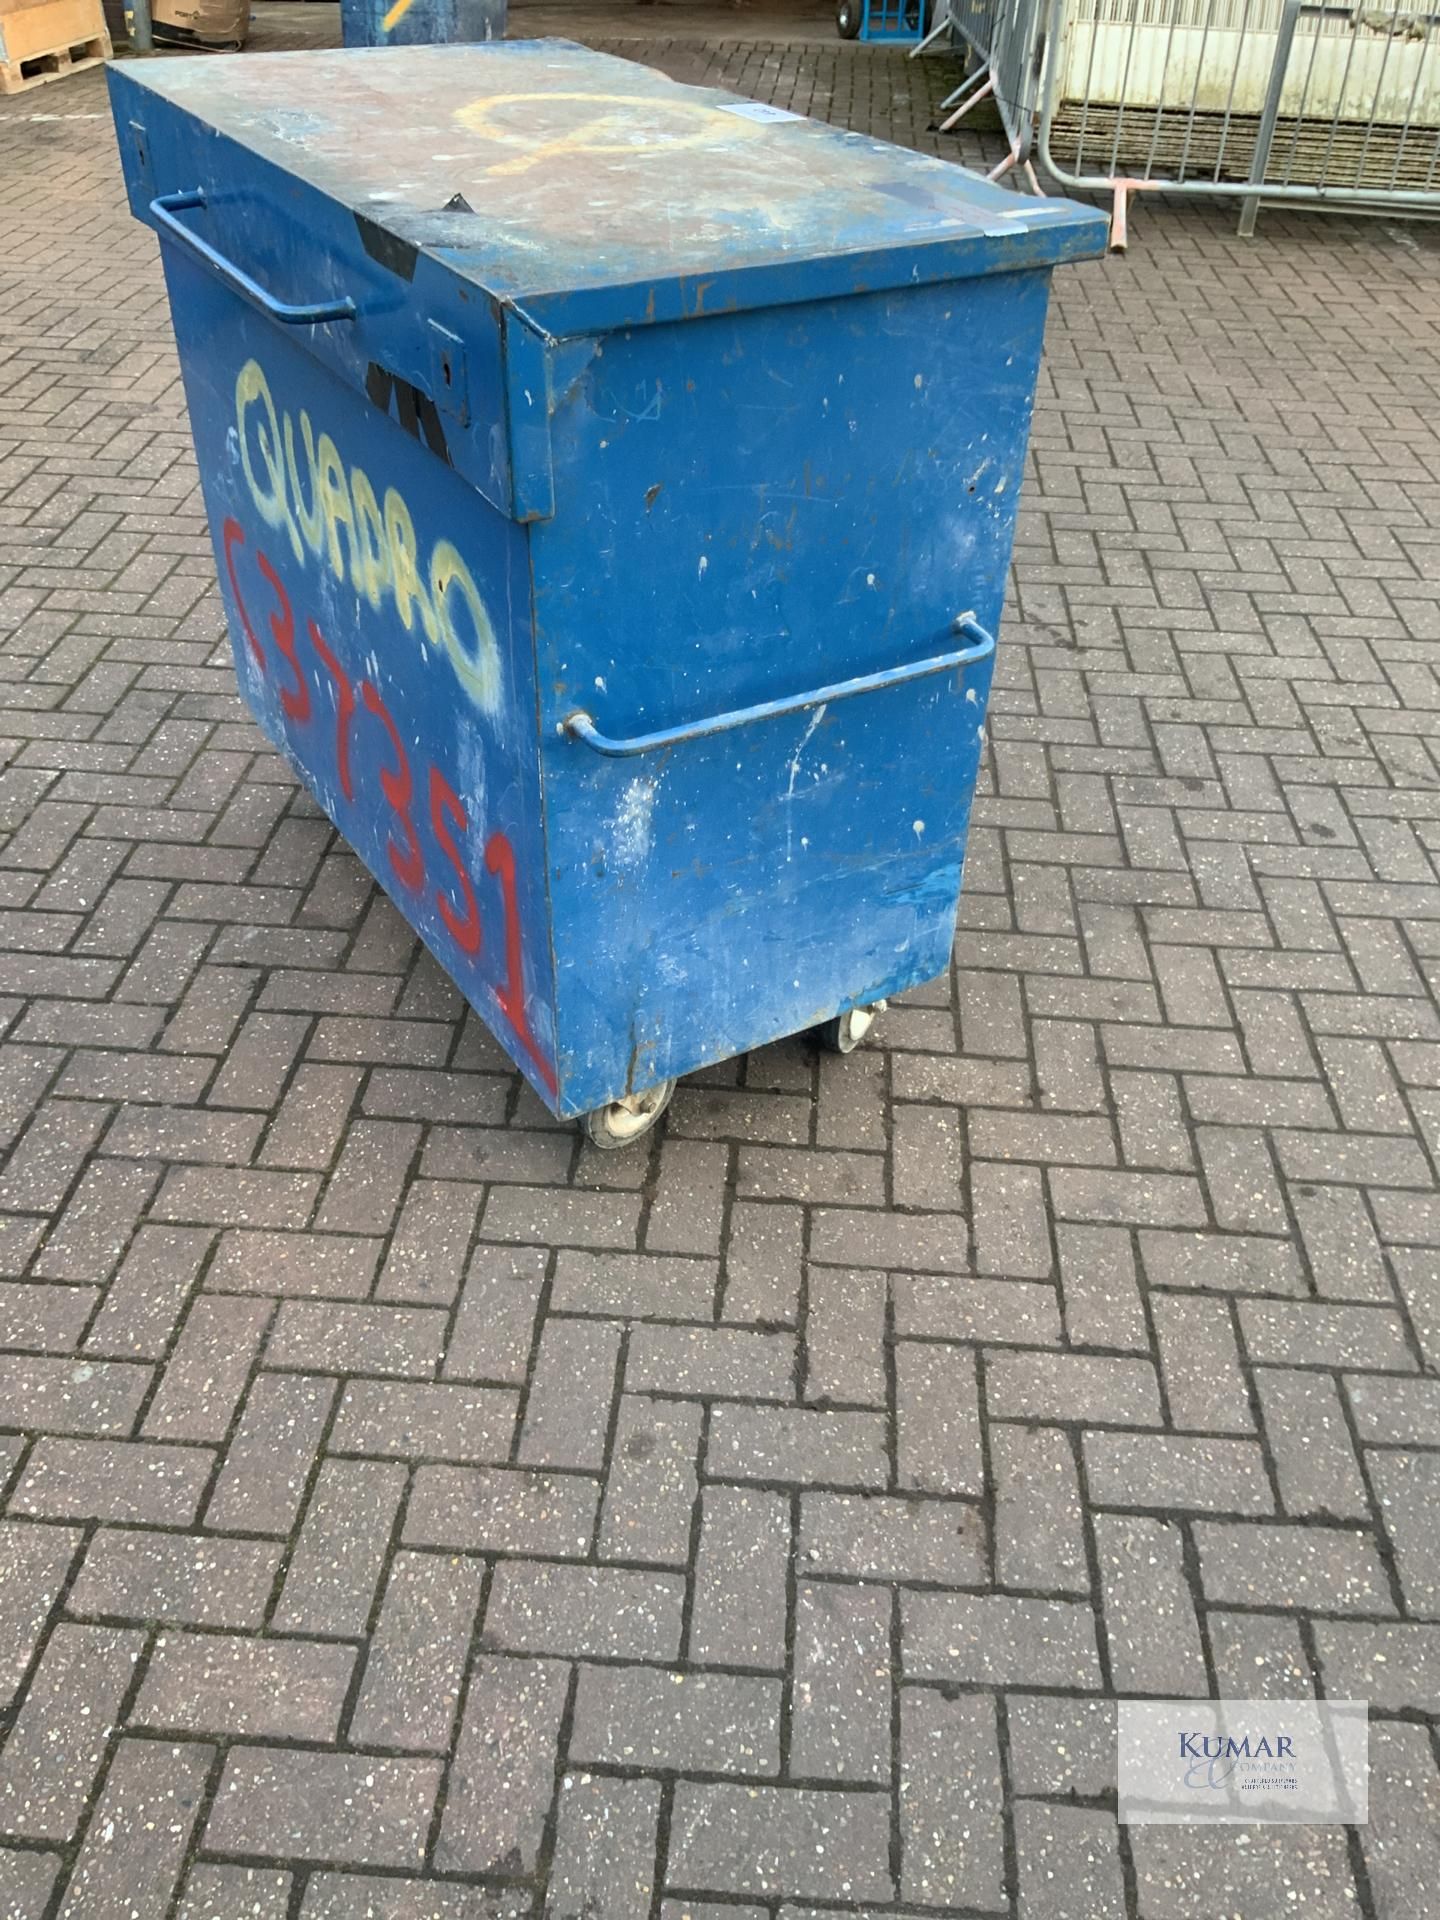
[115,40,1107,336]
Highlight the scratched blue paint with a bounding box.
[339,0,504,52]
[107,43,1105,1118]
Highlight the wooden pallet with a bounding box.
[0,0,111,94]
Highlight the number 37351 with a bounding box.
[221,515,556,1096]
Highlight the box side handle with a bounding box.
[151,190,357,327]
[560,614,995,759]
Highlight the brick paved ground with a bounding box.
[2,11,1440,1919]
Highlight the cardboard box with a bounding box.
[152,0,249,50]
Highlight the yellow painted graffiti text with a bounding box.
[235,358,502,714]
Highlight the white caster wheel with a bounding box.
[817,1000,887,1055]
[580,1078,676,1150]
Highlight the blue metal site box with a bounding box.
[107,43,1105,1137]
[340,0,504,51]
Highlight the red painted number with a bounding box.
[258,553,309,724]
[361,681,425,893]
[306,618,357,803]
[485,829,557,1096]
[221,518,266,673]
[221,522,559,1097]
[428,766,482,957]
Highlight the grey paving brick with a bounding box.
[1006,1694,1117,1798]
[483,1562,684,1662]
[1057,1223,1149,1350]
[67,1530,284,1629]
[265,1301,446,1377]
[895,1338,983,1496]
[204,1370,336,1534]
[708,1404,887,1488]
[547,1776,660,1920]
[647,1138,730,1254]
[0,1625,142,1841]
[1128,1826,1356,1920]
[142,1295,272,1442]
[0,1850,60,1920]
[0,1519,81,1711]
[1253,1368,1368,1519]
[790,1581,891,1783]
[1195,1520,1394,1614]
[799,1491,985,1586]
[1139,1229,1306,1294]
[57,1736,212,1920]
[892,1271,1064,1346]
[205,1749,441,1870]
[1238,1299,1417,1371]
[720,1199,803,1325]
[1363,1719,1440,1920]
[1315,1621,1440,1712]
[809,1206,970,1274]
[570,1665,780,1775]
[1015,1803,1126,1920]
[403,1464,598,1558]
[667,1783,893,1904]
[176,1866,293,1920]
[132,1632,355,1741]
[551,1250,717,1320]
[626,1323,796,1400]
[1152,1293,1254,1433]
[904,1592,1102,1689]
[517,1316,619,1471]
[301,1877,521,1919]
[1291,1182,1392,1302]
[330,1378,518,1464]
[972,1159,1053,1278]
[899,1687,1005,1911]
[0,1353,152,1437]
[376,1180,482,1305]
[1095,1513,1206,1696]
[1208,1612,1315,1699]
[12,1436,213,1524]
[986,1350,1163,1426]
[1346,1372,1440,1445]
[992,1423,1090,1596]
[593,1393,696,1565]
[272,1458,407,1637]
[688,1485,789,1670]
[1368,1449,1440,1619]
[435,1655,569,1876]
[443,1244,546,1384]
[803,1266,887,1406]
[205,1229,379,1299]
[1084,1432,1275,1514]
[349,1552,484,1751]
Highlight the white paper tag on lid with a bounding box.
[717,101,805,123]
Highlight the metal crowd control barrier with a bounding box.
[918,0,1440,244]
[913,0,1050,185]
[1036,0,1440,243]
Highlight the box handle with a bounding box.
[150,190,358,326]
[561,614,995,758]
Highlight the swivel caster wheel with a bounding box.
[580,1078,676,1150]
[817,1000,887,1054]
[836,0,862,35]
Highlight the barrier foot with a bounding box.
[1109,182,1129,251]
